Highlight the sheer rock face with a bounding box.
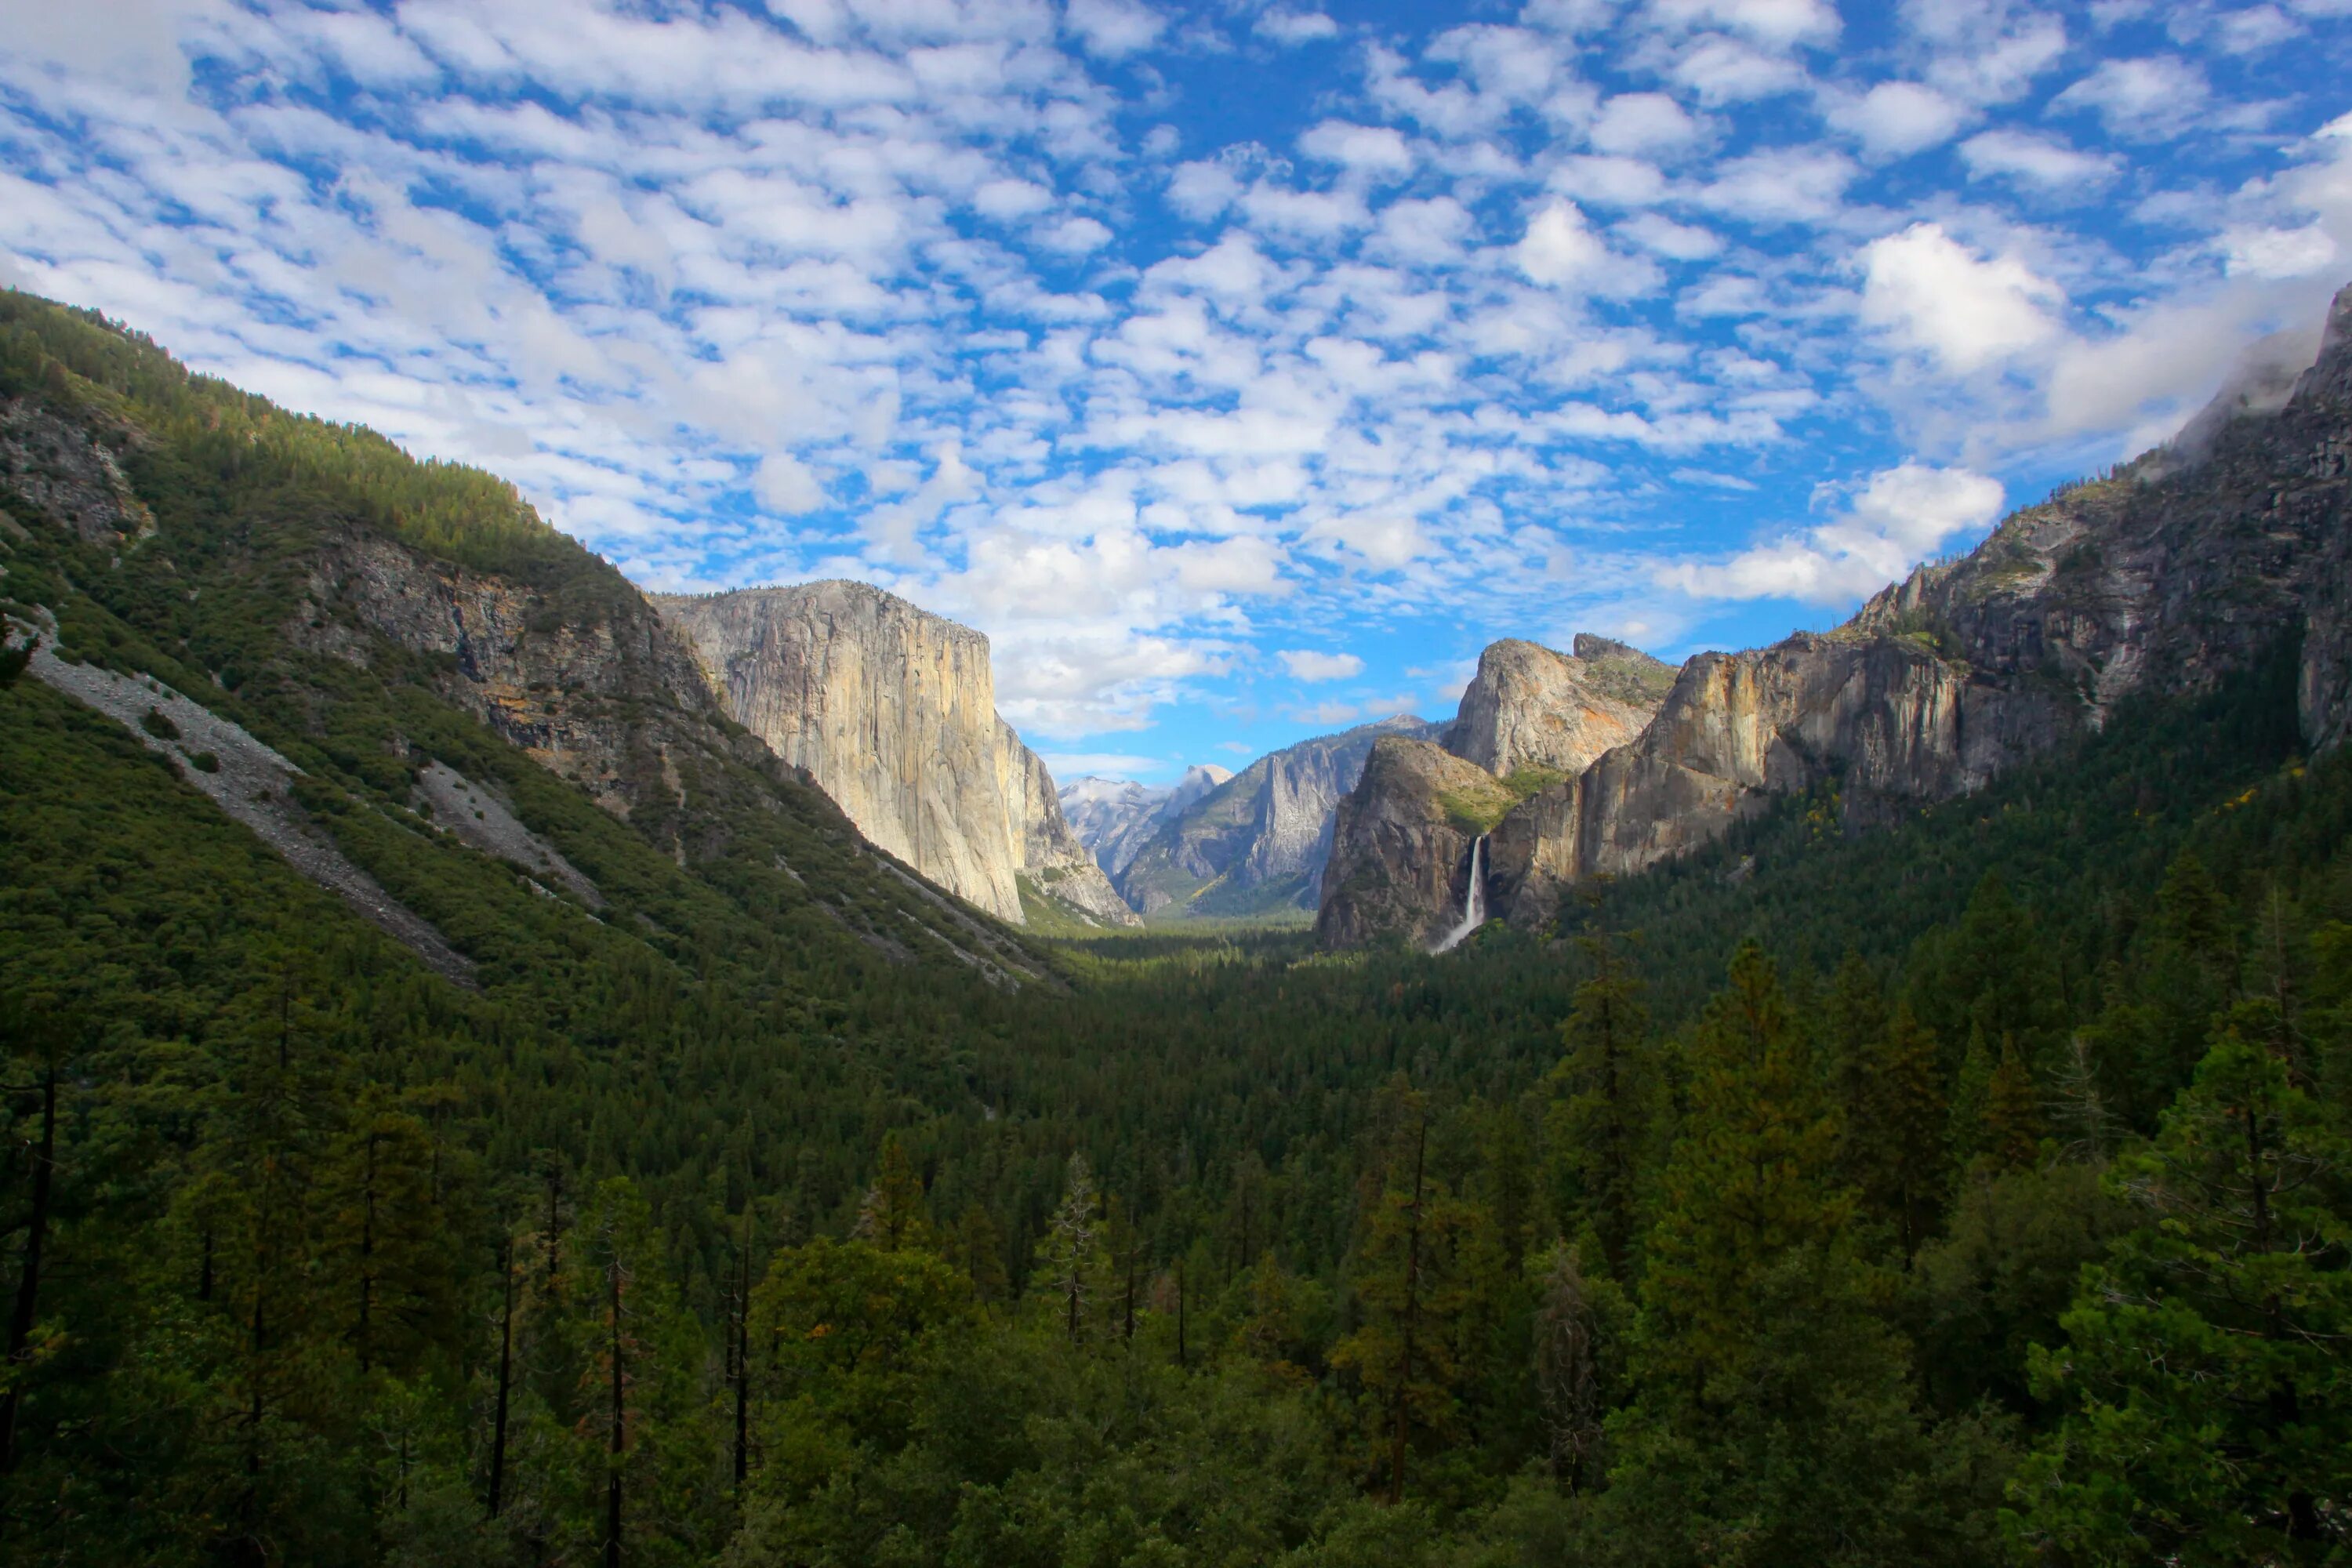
[1333,279,2352,946]
[652,580,1129,927]
[1314,737,1503,950]
[1117,717,1440,918]
[653,581,1026,921]
[1486,634,1983,924]
[1446,636,1677,779]
[995,720,1143,927]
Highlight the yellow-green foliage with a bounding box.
[1437,771,1521,835]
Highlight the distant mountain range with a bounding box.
[1051,719,1449,924]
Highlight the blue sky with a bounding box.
[5,0,2352,784]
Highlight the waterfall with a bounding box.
[1432,834,1487,954]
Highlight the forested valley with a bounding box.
[2,293,2348,1567]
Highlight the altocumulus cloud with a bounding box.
[3,0,2351,768]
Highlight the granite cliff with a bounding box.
[1322,281,2352,949]
[1446,634,1676,780]
[1315,637,1675,948]
[655,581,1133,927]
[996,719,1145,927]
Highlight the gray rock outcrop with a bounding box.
[1315,736,1519,949]
[1326,279,2352,946]
[996,720,1144,927]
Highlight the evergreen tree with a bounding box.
[1034,1153,1105,1344]
[1542,939,1654,1279]
[949,1203,1009,1316]
[1592,945,2009,1568]
[1980,1033,2045,1174]
[1637,942,1847,1396]
[2016,1030,2352,1563]
[1330,1081,1480,1502]
[1842,1002,1948,1261]
[851,1132,931,1253]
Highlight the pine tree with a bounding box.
[1638,942,1849,1396]
[1330,1081,1479,1502]
[2017,1029,2352,1562]
[1980,1033,2043,1173]
[1037,1153,1103,1344]
[1844,1002,1949,1261]
[321,1094,456,1377]
[852,1132,931,1253]
[1596,945,2008,1568]
[1543,938,1654,1279]
[950,1203,1009,1314]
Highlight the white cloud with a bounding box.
[1035,214,1114,254]
[1646,0,1840,47]
[1064,0,1164,58]
[1617,210,1722,258]
[1298,120,1415,180]
[1515,200,1610,285]
[1958,128,2121,192]
[973,177,1055,218]
[1661,461,2005,602]
[2223,223,2340,279]
[753,452,828,514]
[1589,91,1704,155]
[1668,35,1810,104]
[1907,2,2067,105]
[1827,81,1968,158]
[2051,56,2212,141]
[1694,147,1857,225]
[1859,222,2064,372]
[1256,9,1341,45]
[1278,648,1366,681]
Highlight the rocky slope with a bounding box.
[1324,281,2352,948]
[1316,736,1520,949]
[1313,635,1676,948]
[1117,716,1442,919]
[996,720,1144,927]
[0,291,1058,989]
[655,580,1132,927]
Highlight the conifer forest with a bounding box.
[2,285,2350,1568]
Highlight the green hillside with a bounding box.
[2,294,2348,1566]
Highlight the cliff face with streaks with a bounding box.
[1315,736,1517,950]
[655,580,1134,927]
[1325,281,2352,947]
[300,529,719,826]
[1315,635,1676,947]
[996,718,1143,927]
[654,581,1025,921]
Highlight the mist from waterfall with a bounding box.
[1432,834,1487,954]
